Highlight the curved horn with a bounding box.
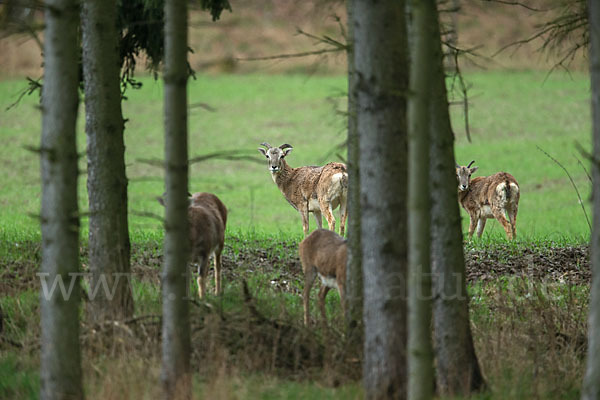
[260,142,272,149]
[467,160,475,168]
[279,143,293,150]
[455,162,461,168]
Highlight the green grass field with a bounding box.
[0,71,593,399]
[0,70,593,243]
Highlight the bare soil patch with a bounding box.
[1,239,590,298]
[465,244,589,285]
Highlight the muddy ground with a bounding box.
[465,244,590,285]
[1,241,590,298]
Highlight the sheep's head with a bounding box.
[456,161,478,191]
[258,142,293,173]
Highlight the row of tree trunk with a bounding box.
[347,0,484,398]
[38,0,600,399]
[39,0,190,397]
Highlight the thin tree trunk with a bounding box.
[429,2,484,395]
[39,0,83,398]
[82,0,134,324]
[345,0,363,341]
[582,0,600,398]
[407,0,435,398]
[353,0,409,398]
[161,0,191,398]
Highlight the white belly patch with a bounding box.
[318,273,338,289]
[308,198,321,211]
[481,205,494,218]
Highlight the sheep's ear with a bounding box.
[258,148,267,157]
[282,147,293,157]
[470,166,478,174]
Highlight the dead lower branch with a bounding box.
[137,150,263,169]
[5,77,42,111]
[479,0,555,12]
[537,146,591,232]
[236,22,347,64]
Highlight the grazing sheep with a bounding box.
[158,192,227,298]
[299,229,347,325]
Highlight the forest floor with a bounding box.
[0,235,590,399]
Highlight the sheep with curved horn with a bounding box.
[456,161,520,240]
[258,142,348,237]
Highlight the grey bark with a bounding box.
[161,0,191,398]
[429,2,484,395]
[82,0,134,324]
[582,0,600,398]
[443,0,460,71]
[407,0,435,399]
[345,0,363,339]
[39,0,83,398]
[353,0,409,398]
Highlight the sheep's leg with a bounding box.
[197,256,209,298]
[214,250,222,295]
[468,215,478,239]
[303,267,317,326]
[318,285,331,324]
[492,207,513,240]
[476,218,487,238]
[507,204,518,239]
[312,209,323,229]
[300,207,310,237]
[339,196,347,237]
[319,199,336,234]
[337,279,346,318]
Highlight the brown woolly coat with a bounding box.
[458,172,519,213]
[188,192,227,269]
[458,171,520,240]
[274,161,348,213]
[298,228,347,325]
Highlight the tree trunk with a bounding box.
[39,0,83,398]
[407,0,435,399]
[161,0,191,398]
[344,0,363,341]
[429,3,484,396]
[441,0,460,71]
[82,0,134,324]
[582,0,600,398]
[353,0,409,398]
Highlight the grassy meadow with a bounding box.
[0,70,594,399]
[0,70,593,242]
